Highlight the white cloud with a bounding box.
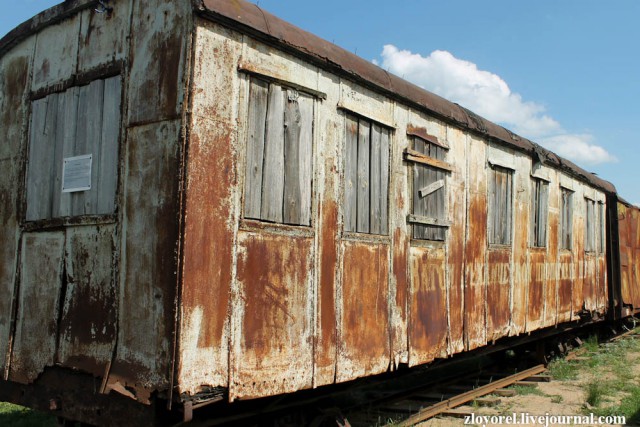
[378,45,616,165]
[539,134,617,164]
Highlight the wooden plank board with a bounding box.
[356,119,370,233]
[26,96,56,221]
[298,93,313,226]
[244,78,269,220]
[380,128,389,235]
[72,84,90,216]
[344,115,358,232]
[412,137,427,240]
[53,87,79,218]
[369,123,381,234]
[261,84,286,223]
[283,89,303,225]
[97,76,122,214]
[86,79,105,215]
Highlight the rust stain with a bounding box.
[392,227,407,327]
[235,232,313,398]
[339,242,389,380]
[316,199,338,384]
[558,252,573,322]
[409,247,447,365]
[464,192,487,350]
[527,251,545,330]
[56,226,117,378]
[545,202,559,326]
[486,249,510,342]
[181,116,234,350]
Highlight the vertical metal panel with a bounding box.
[110,120,181,391]
[338,242,389,382]
[464,136,487,350]
[260,85,285,223]
[178,23,243,394]
[234,233,314,398]
[486,249,510,341]
[127,0,189,125]
[31,14,80,91]
[527,251,546,332]
[558,252,573,322]
[408,247,447,365]
[9,232,64,383]
[572,202,585,316]
[244,78,269,219]
[0,42,34,375]
[344,115,358,232]
[447,127,466,354]
[544,172,559,327]
[77,1,132,73]
[356,119,370,233]
[57,225,117,376]
[511,156,528,335]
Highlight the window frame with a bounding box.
[598,201,605,254]
[408,135,450,241]
[343,112,391,236]
[560,187,574,250]
[241,76,316,227]
[24,74,123,226]
[488,163,514,246]
[585,197,596,253]
[530,177,549,248]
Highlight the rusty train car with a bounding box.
[0,0,639,425]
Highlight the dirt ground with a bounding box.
[419,332,640,427]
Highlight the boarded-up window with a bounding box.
[488,164,513,245]
[560,187,573,250]
[585,198,596,252]
[598,201,605,253]
[530,178,549,247]
[411,137,447,240]
[26,76,122,221]
[343,114,390,235]
[243,78,314,226]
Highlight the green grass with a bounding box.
[0,402,56,427]
[509,384,547,396]
[547,357,579,380]
[585,380,605,407]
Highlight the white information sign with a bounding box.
[62,154,92,193]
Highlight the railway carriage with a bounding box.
[0,0,637,425]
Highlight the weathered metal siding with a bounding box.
[543,169,560,328]
[9,233,65,383]
[0,38,34,376]
[0,0,192,406]
[464,135,487,350]
[619,202,640,312]
[409,247,447,364]
[177,22,241,395]
[175,6,613,403]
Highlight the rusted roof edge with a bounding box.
[195,0,616,194]
[0,0,96,57]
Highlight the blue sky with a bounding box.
[2,1,639,203]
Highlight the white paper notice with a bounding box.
[62,154,92,193]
